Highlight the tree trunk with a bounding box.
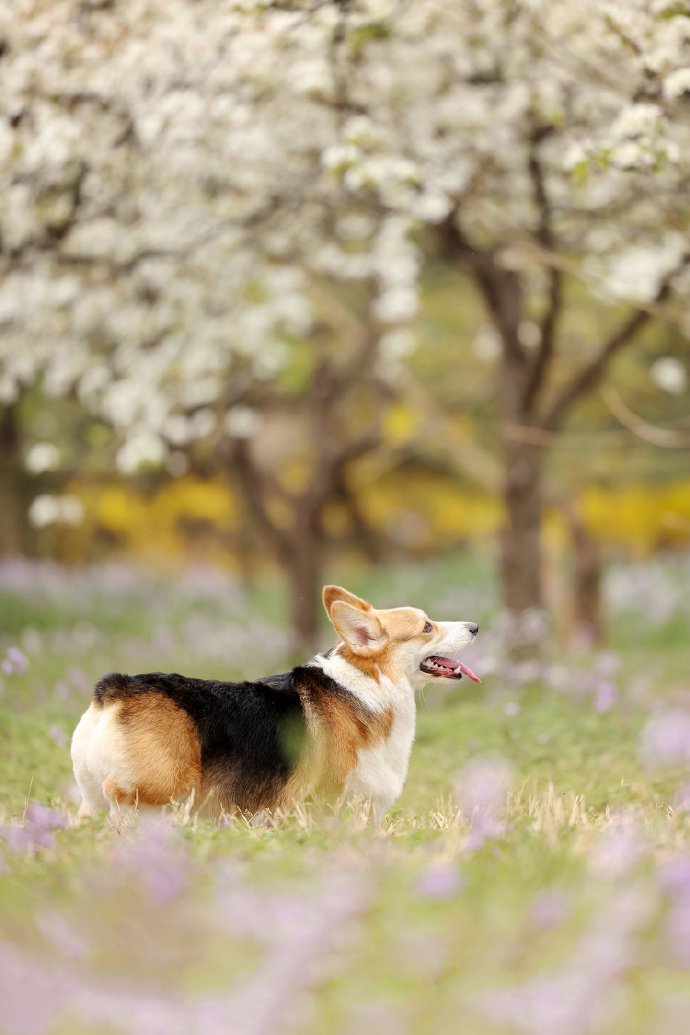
[282,487,330,658]
[500,435,544,616]
[285,532,324,660]
[0,404,28,556]
[561,499,604,647]
[496,333,545,626]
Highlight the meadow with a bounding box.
[1,553,690,1035]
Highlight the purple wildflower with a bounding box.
[640,710,690,768]
[455,756,514,817]
[36,910,89,961]
[202,870,370,1035]
[0,941,77,1035]
[465,811,506,853]
[660,856,690,898]
[660,855,690,966]
[49,724,67,748]
[113,817,191,905]
[8,646,28,673]
[666,896,690,967]
[1,646,29,675]
[416,861,462,900]
[589,824,644,878]
[472,887,651,1035]
[674,782,690,814]
[530,890,570,931]
[1,804,67,854]
[25,803,68,830]
[595,681,617,713]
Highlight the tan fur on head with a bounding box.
[324,586,431,681]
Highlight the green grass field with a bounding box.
[1,554,689,1035]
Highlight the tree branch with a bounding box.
[544,253,690,430]
[522,127,564,414]
[438,214,526,365]
[227,437,292,561]
[601,385,690,448]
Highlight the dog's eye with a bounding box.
[423,620,433,634]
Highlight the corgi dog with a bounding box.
[71,585,480,822]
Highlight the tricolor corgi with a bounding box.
[71,585,480,822]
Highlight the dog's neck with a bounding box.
[311,648,414,714]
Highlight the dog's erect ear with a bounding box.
[329,601,388,655]
[322,585,372,617]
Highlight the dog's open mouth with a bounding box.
[419,655,481,682]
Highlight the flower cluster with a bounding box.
[1,0,689,470]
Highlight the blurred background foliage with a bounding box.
[4,270,689,644]
[1,0,690,654]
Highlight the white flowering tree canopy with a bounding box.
[1,0,689,471]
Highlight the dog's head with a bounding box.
[322,585,480,687]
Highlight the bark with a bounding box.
[561,499,604,647]
[286,559,323,659]
[500,435,544,616]
[285,505,326,659]
[0,404,28,556]
[494,298,545,619]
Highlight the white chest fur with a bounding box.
[344,691,416,820]
[315,653,417,820]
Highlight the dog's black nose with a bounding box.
[467,622,479,636]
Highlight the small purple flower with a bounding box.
[465,811,506,853]
[596,652,620,679]
[595,681,617,713]
[455,756,514,816]
[114,818,191,904]
[530,890,570,931]
[1,804,68,854]
[36,910,89,961]
[1,646,29,675]
[660,855,690,897]
[666,895,690,966]
[49,724,67,748]
[416,861,462,900]
[8,646,28,673]
[589,824,644,878]
[24,803,68,831]
[640,710,690,768]
[674,782,690,814]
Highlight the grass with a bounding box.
[1,554,689,1035]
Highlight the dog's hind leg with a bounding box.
[71,704,109,820]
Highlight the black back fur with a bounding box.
[94,666,346,813]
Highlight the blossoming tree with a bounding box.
[317,0,690,626]
[1,0,689,645]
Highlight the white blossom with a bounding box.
[0,0,688,462]
[116,433,167,474]
[651,357,687,395]
[25,443,61,474]
[473,325,502,363]
[225,406,262,439]
[663,68,690,101]
[28,494,84,528]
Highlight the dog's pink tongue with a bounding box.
[458,661,481,683]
